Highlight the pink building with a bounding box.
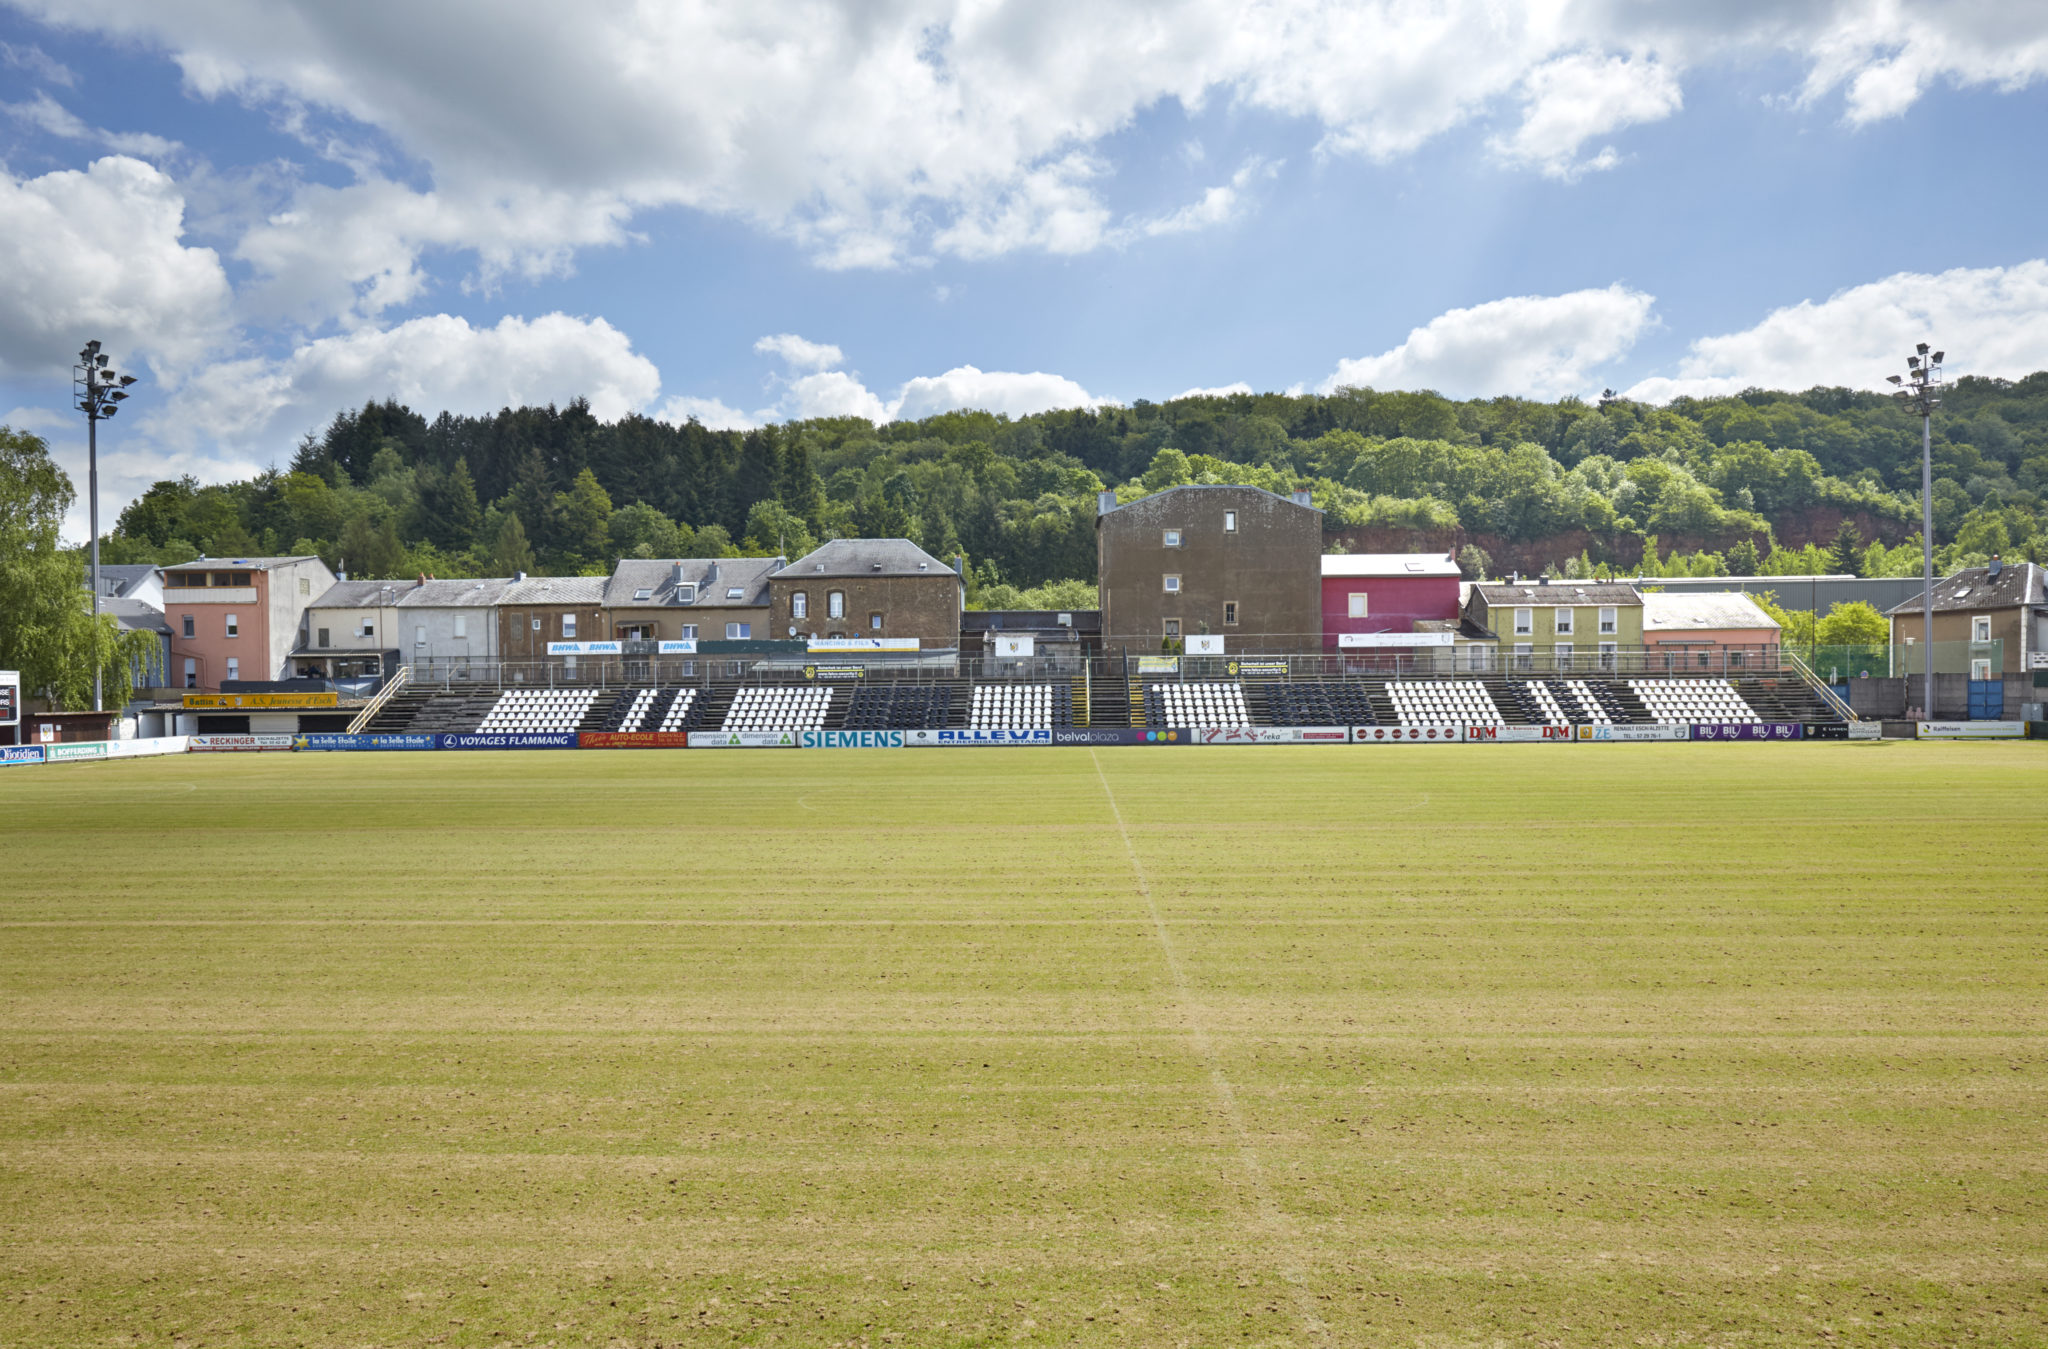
[1320,553,1462,652]
[163,556,337,691]
[1640,592,1781,669]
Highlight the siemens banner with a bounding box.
[798,730,904,748]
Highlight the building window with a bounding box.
[726,587,744,600]
[1348,593,1368,619]
[530,617,541,631]
[225,656,239,681]
[1223,510,1236,532]
[415,625,427,647]
[1599,606,1618,635]
[726,622,750,640]
[1164,618,1181,638]
[224,613,239,638]
[1554,642,1573,671]
[358,620,375,639]
[183,658,197,688]
[1513,607,1532,636]
[1554,608,1573,635]
[869,613,884,631]
[563,615,577,638]
[793,591,809,619]
[633,587,653,601]
[828,591,845,618]
[1164,574,1181,593]
[1512,642,1533,671]
[317,627,329,647]
[1598,641,1618,670]
[1972,615,1991,642]
[676,584,696,603]
[181,615,195,639]
[1223,601,1238,626]
[453,615,467,639]
[1465,645,1489,672]
[299,577,311,596]
[679,625,697,640]
[1163,529,1183,547]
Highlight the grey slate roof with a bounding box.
[1641,591,1780,632]
[394,578,514,608]
[781,538,962,580]
[1883,561,2046,615]
[500,575,609,606]
[88,564,160,598]
[175,555,323,571]
[1473,582,1642,607]
[604,557,780,608]
[306,580,396,609]
[103,597,170,633]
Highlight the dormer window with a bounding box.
[675,584,696,603]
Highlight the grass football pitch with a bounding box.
[2,742,2044,1347]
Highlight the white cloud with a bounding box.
[161,312,659,453]
[783,370,893,423]
[1490,52,1681,179]
[1626,261,2048,402]
[0,40,74,86]
[3,91,181,157]
[1795,2,2048,125]
[0,155,232,377]
[1322,284,1656,399]
[1172,382,1253,400]
[654,395,764,431]
[753,333,846,371]
[892,365,1099,420]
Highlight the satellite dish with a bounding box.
[787,625,796,637]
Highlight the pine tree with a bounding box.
[440,458,483,549]
[489,513,535,576]
[1826,519,1863,576]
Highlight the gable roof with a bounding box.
[306,580,395,609]
[604,557,781,608]
[1642,591,1780,632]
[1883,561,2045,615]
[394,578,514,607]
[1321,552,1460,579]
[164,555,324,572]
[500,575,608,606]
[780,538,961,581]
[1472,582,1642,607]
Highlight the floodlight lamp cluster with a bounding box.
[1885,341,1943,415]
[73,339,139,420]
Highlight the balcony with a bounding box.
[164,586,257,604]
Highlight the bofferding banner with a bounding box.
[1050,728,1187,745]
[188,733,295,752]
[905,728,1054,746]
[1,744,44,766]
[437,732,577,750]
[1917,721,2025,738]
[1691,722,1804,741]
[689,730,796,748]
[1465,725,1574,742]
[44,741,110,761]
[1576,724,1690,742]
[799,730,904,748]
[1353,724,1465,743]
[295,732,441,751]
[1193,726,1350,744]
[578,731,690,749]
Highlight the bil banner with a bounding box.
[578,731,690,749]
[182,692,340,710]
[905,728,1055,746]
[1575,724,1690,742]
[1690,723,1804,741]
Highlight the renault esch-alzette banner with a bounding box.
[1576,724,1690,742]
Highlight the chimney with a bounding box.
[1291,489,1312,507]
[954,553,965,576]
[514,570,527,583]
[1097,490,1117,516]
[772,555,787,572]
[1989,554,2003,581]
[704,560,719,585]
[672,561,686,587]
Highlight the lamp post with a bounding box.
[1886,343,1942,720]
[73,341,139,713]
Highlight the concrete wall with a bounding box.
[1843,673,2042,720]
[1320,574,1459,651]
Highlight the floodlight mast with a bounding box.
[1888,344,1942,720]
[73,342,141,714]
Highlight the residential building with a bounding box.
[297,576,510,682]
[767,539,965,649]
[1884,558,2046,675]
[162,555,336,691]
[81,564,170,694]
[1640,592,1781,669]
[1096,485,1322,655]
[394,577,513,672]
[296,579,403,684]
[1320,552,1461,652]
[497,575,611,663]
[603,557,779,644]
[1464,579,1644,672]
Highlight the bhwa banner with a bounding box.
[578,731,690,749]
[1690,722,1804,741]
[1576,724,1690,742]
[1,744,44,766]
[905,728,1054,746]
[1194,727,1349,744]
[436,733,575,751]
[1353,724,1464,743]
[1465,725,1574,742]
[688,730,797,748]
[188,733,295,752]
[546,641,622,655]
[1050,728,1188,745]
[295,732,441,751]
[799,730,905,749]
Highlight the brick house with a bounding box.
[767,539,964,649]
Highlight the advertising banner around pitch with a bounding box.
[1917,721,2025,738]
[546,641,622,655]
[294,732,440,751]
[1194,727,1349,744]
[1,744,43,766]
[1465,725,1573,742]
[1691,722,1804,741]
[1847,722,1883,740]
[905,728,1055,747]
[1135,656,1178,675]
[44,741,110,762]
[189,733,295,752]
[799,730,904,749]
[1353,724,1464,743]
[1576,724,1690,742]
[1051,728,1187,745]
[578,731,690,749]
[182,692,339,710]
[689,730,797,748]
[1226,660,1289,679]
[437,732,577,750]
[106,736,189,758]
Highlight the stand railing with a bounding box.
[346,664,410,733]
[1784,650,1858,722]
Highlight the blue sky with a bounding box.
[3,1,2048,535]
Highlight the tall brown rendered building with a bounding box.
[1095,485,1323,656]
